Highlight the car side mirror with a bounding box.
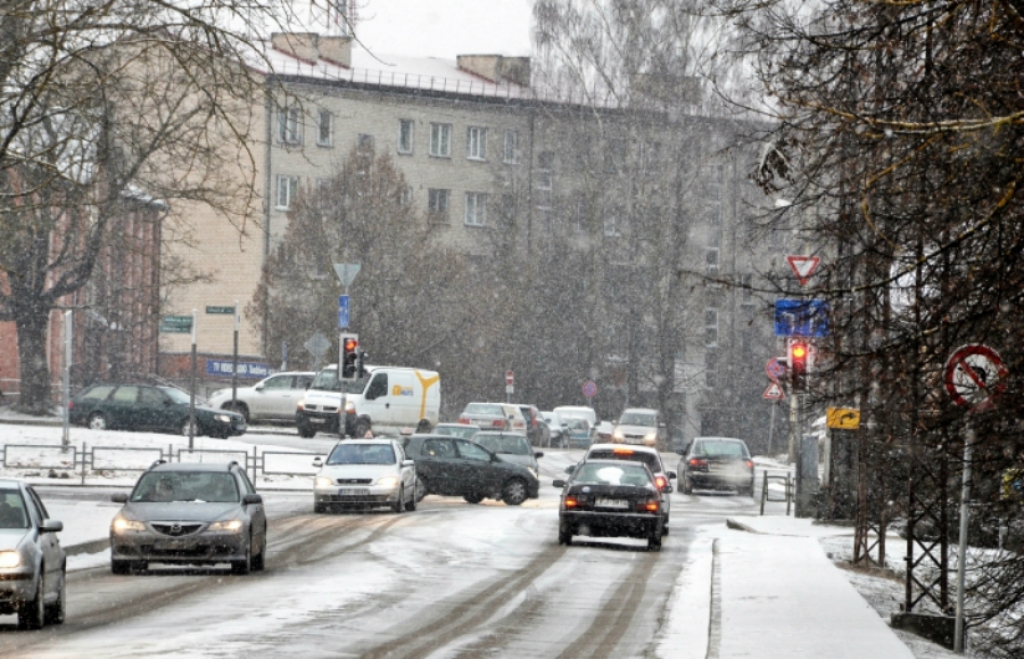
[312,457,323,468]
[564,465,575,474]
[534,451,544,459]
[402,459,415,468]
[40,519,63,533]
[255,384,264,392]
[111,492,129,503]
[243,493,263,505]
[552,480,566,488]
[668,471,677,479]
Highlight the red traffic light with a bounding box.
[343,337,358,352]
[791,343,807,360]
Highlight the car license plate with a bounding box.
[153,539,189,550]
[596,498,628,509]
[310,417,326,424]
[338,488,370,496]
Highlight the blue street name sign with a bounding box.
[774,299,831,337]
[205,360,271,379]
[338,295,350,329]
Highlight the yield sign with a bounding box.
[787,255,821,286]
[763,381,785,400]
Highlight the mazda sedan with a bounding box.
[0,478,66,629]
[553,460,664,551]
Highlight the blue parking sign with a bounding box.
[338,295,350,329]
[774,299,830,337]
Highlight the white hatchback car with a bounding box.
[312,439,418,513]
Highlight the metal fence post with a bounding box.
[80,442,87,486]
[760,471,768,516]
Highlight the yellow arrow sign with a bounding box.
[827,407,861,430]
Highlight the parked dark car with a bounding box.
[676,437,756,496]
[517,404,550,447]
[109,462,267,574]
[553,459,665,551]
[402,434,539,506]
[69,384,246,439]
[0,478,66,629]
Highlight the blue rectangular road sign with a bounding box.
[205,360,270,379]
[774,299,830,337]
[338,295,350,329]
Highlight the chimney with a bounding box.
[457,55,530,87]
[271,33,352,68]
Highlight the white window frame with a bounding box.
[278,105,302,145]
[466,126,487,161]
[430,123,452,158]
[465,192,487,226]
[398,119,414,154]
[317,110,333,147]
[537,151,554,191]
[275,175,299,210]
[706,247,719,275]
[428,188,450,219]
[503,130,518,164]
[705,308,719,348]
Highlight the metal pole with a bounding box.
[955,420,974,653]
[61,310,72,450]
[788,392,800,463]
[231,302,239,407]
[189,309,197,451]
[767,401,777,456]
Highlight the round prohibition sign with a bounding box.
[944,344,1009,412]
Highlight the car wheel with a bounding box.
[502,478,528,506]
[353,418,371,438]
[404,483,418,511]
[17,574,45,630]
[231,537,253,575]
[681,476,693,495]
[392,486,405,513]
[298,424,317,439]
[314,501,328,514]
[88,413,108,431]
[228,402,250,424]
[181,419,199,437]
[558,524,573,546]
[415,478,429,502]
[463,493,484,504]
[45,568,66,625]
[252,535,266,572]
[111,559,131,575]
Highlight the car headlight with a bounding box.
[214,413,231,423]
[296,400,306,411]
[376,476,400,488]
[112,517,146,533]
[345,400,356,413]
[612,429,624,440]
[315,476,335,488]
[0,550,21,569]
[207,519,244,532]
[644,431,657,442]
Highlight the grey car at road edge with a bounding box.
[109,462,267,574]
[0,478,66,629]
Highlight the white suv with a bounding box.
[206,371,315,424]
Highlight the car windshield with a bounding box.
[588,449,661,472]
[434,425,479,440]
[327,443,396,465]
[0,488,30,529]
[465,403,503,416]
[619,412,657,426]
[573,463,651,487]
[695,441,749,458]
[160,387,189,404]
[475,434,531,455]
[131,472,239,503]
[310,369,367,394]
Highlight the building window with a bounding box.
[705,349,718,389]
[707,164,724,224]
[537,151,554,190]
[740,274,754,304]
[430,123,452,157]
[706,248,719,276]
[276,175,299,210]
[467,126,487,161]
[465,192,487,226]
[503,130,518,164]
[705,308,719,347]
[428,188,450,221]
[640,140,662,173]
[278,105,302,145]
[398,186,413,208]
[398,120,414,154]
[604,215,618,237]
[605,139,626,174]
[317,110,333,147]
[357,134,375,152]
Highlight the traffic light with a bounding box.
[340,333,359,380]
[788,339,810,391]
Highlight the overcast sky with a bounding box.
[351,0,534,59]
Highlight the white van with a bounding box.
[296,365,441,438]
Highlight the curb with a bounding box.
[724,518,759,534]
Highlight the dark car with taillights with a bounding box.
[568,444,675,530]
[676,436,756,496]
[109,462,267,574]
[553,459,665,551]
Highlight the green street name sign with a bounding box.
[160,315,193,333]
[205,306,236,315]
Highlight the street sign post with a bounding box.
[762,381,785,400]
[774,299,830,337]
[787,255,821,286]
[338,295,350,329]
[160,315,193,334]
[826,407,860,430]
[944,344,1008,412]
[766,358,786,382]
[505,370,514,402]
[582,380,597,400]
[205,306,235,315]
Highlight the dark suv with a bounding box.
[109,462,267,574]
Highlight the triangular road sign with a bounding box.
[787,255,820,286]
[763,381,785,400]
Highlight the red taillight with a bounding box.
[744,460,754,469]
[638,499,659,512]
[654,475,668,490]
[564,496,579,509]
[612,447,635,455]
[458,417,469,425]
[493,419,504,428]
[689,458,708,469]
